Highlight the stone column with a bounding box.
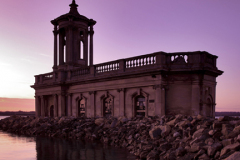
[35,96,40,117]
[154,85,161,116]
[53,94,58,117]
[59,31,64,65]
[68,93,72,116]
[89,25,94,66]
[53,25,58,70]
[89,91,95,118]
[161,86,166,116]
[41,96,45,117]
[58,93,66,116]
[118,88,125,117]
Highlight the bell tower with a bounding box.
[51,0,96,70]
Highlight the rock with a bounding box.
[110,119,118,128]
[207,142,222,156]
[159,125,171,137]
[146,150,159,160]
[208,129,217,136]
[175,147,186,156]
[173,131,181,138]
[205,138,214,145]
[222,139,234,147]
[95,118,105,125]
[222,124,234,137]
[223,151,240,160]
[149,126,161,139]
[220,142,240,157]
[192,128,205,139]
[194,149,206,159]
[198,153,210,160]
[218,116,230,122]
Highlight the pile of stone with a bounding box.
[1,115,240,160]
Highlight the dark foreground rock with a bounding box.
[1,115,240,160]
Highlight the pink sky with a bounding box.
[0,0,240,111]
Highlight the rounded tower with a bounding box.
[51,0,96,70]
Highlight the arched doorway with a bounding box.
[78,99,85,117]
[135,95,146,117]
[50,105,54,118]
[103,97,113,117]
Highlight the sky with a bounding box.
[0,0,240,111]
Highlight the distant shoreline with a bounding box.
[0,111,35,116]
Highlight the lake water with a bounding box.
[0,116,136,160]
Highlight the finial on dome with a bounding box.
[69,0,79,15]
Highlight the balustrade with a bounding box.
[95,61,119,73]
[125,54,156,68]
[71,67,90,77]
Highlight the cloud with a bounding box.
[0,62,11,66]
[21,58,34,63]
[40,53,51,58]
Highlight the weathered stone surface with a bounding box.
[2,115,240,160]
[207,142,222,156]
[220,142,240,157]
[223,151,240,160]
[149,126,161,139]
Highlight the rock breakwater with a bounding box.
[1,115,240,160]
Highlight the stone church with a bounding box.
[31,0,223,118]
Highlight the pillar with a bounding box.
[89,25,94,66]
[53,94,58,117]
[89,91,95,117]
[154,85,161,116]
[68,94,72,116]
[41,96,45,117]
[35,96,40,117]
[118,88,125,116]
[58,93,66,116]
[53,25,58,70]
[59,31,64,65]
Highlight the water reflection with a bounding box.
[36,137,136,160]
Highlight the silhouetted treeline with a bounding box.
[215,112,240,117]
[0,111,35,116]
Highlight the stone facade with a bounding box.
[31,0,223,118]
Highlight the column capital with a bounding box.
[117,88,125,92]
[89,91,95,95]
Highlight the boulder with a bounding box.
[95,118,105,125]
[223,151,240,160]
[220,142,240,157]
[207,142,222,156]
[149,126,161,139]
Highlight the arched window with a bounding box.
[80,41,84,59]
[103,97,113,117]
[78,99,85,117]
[135,95,146,117]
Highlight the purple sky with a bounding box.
[0,0,240,111]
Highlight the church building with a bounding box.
[31,0,223,118]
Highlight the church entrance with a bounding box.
[78,99,85,117]
[50,105,54,117]
[135,95,145,117]
[103,97,112,117]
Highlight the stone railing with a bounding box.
[125,53,156,69]
[71,67,90,77]
[95,60,120,73]
[34,51,219,85]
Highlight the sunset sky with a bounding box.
[0,0,240,111]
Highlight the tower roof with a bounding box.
[51,0,96,26]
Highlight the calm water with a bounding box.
[0,116,136,160]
